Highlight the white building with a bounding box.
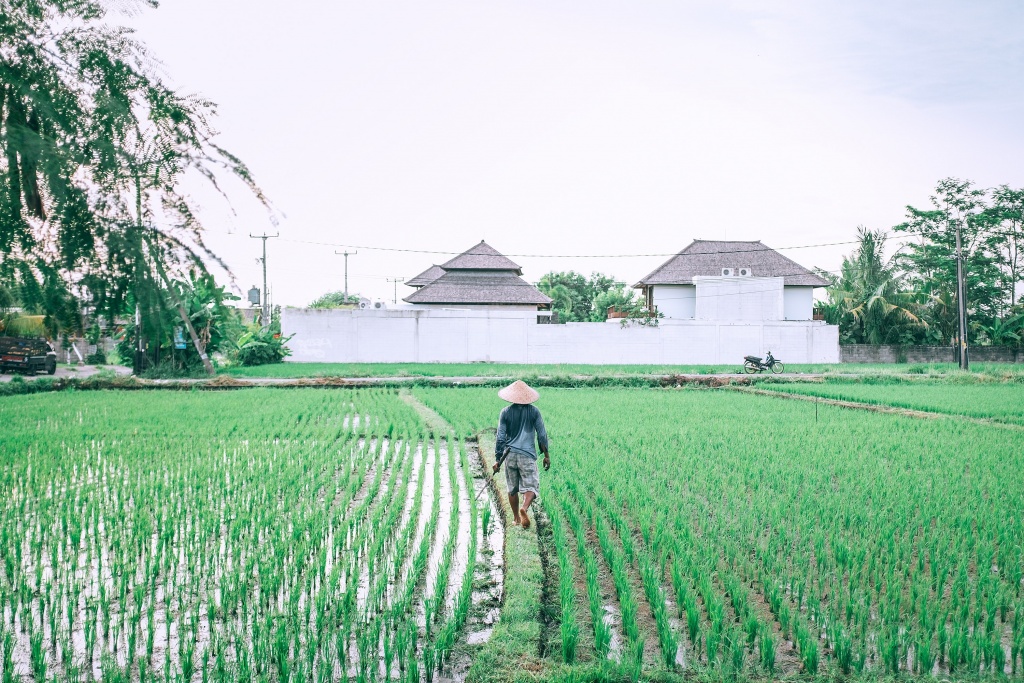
[634,240,830,322]
[282,238,839,364]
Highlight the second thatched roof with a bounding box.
[635,240,830,287]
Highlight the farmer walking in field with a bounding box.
[494,380,550,529]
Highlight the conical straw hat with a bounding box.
[498,380,540,405]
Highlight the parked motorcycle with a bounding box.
[743,351,784,374]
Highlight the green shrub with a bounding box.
[235,326,293,366]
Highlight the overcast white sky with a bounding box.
[128,0,1024,306]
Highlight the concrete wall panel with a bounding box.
[282,308,841,365]
[783,286,814,320]
[661,323,718,364]
[652,285,695,319]
[763,324,814,363]
[358,316,417,362]
[717,325,763,364]
[695,277,784,322]
[489,318,529,363]
[811,325,841,363]
[419,317,470,363]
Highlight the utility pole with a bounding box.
[134,304,143,375]
[387,277,404,305]
[335,250,357,301]
[250,233,279,326]
[133,172,146,376]
[954,218,970,370]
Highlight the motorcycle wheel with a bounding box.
[46,359,57,375]
[771,362,785,374]
[743,361,759,374]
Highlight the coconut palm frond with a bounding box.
[820,226,926,344]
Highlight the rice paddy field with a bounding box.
[1,377,1023,682]
[0,391,501,683]
[417,386,1024,680]
[754,381,1024,425]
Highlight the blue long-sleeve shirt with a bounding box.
[496,404,548,459]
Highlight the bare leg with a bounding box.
[519,491,535,529]
[508,493,520,525]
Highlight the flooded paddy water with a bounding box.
[0,391,508,683]
[6,379,1024,683]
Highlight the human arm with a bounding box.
[494,408,507,473]
[495,407,508,455]
[535,409,550,471]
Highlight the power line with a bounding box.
[399,270,842,303]
[429,268,842,287]
[272,234,925,259]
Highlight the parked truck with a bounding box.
[0,337,57,375]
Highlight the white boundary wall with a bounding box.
[284,308,839,364]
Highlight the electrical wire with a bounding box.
[403,271,839,289]
[273,233,925,259]
[394,270,840,306]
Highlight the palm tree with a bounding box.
[539,283,574,322]
[823,227,924,344]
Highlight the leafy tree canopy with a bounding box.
[537,271,636,322]
[818,227,923,345]
[309,291,361,309]
[820,178,1024,347]
[0,0,268,337]
[894,178,1023,345]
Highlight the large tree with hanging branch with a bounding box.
[0,0,270,372]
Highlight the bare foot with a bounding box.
[520,508,531,529]
[512,514,521,526]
